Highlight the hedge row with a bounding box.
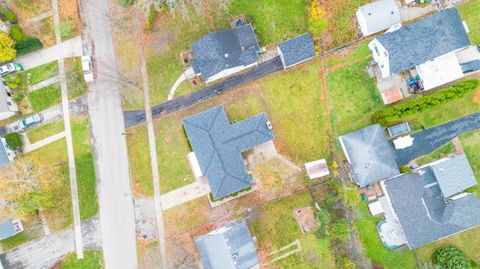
[15,37,43,55]
[372,79,480,125]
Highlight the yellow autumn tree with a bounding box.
[0,157,60,216]
[0,32,16,62]
[308,0,329,38]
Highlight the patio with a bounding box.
[376,196,407,249]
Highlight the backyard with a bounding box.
[353,202,417,269]
[326,42,383,135]
[458,0,480,44]
[127,59,329,196]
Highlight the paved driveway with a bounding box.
[392,113,480,166]
[124,56,284,128]
[0,217,101,269]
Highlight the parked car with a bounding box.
[461,60,480,73]
[19,114,43,129]
[81,55,94,83]
[0,63,23,77]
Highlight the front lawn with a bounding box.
[29,83,61,112]
[415,141,456,166]
[353,202,417,269]
[71,116,98,220]
[126,124,152,196]
[27,120,65,143]
[66,57,88,99]
[458,0,480,44]
[249,191,335,268]
[60,250,104,269]
[328,59,383,135]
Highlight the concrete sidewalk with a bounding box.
[161,180,211,210]
[16,36,83,70]
[23,131,66,153]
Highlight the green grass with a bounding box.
[66,57,88,99]
[127,124,153,196]
[353,202,417,269]
[415,226,480,266]
[458,0,480,44]
[225,0,309,44]
[249,191,335,268]
[24,61,59,86]
[29,83,61,112]
[154,117,195,194]
[261,59,329,161]
[323,0,365,48]
[60,250,104,269]
[0,231,34,250]
[71,116,98,220]
[328,59,383,135]
[146,4,214,106]
[27,120,65,143]
[460,130,480,193]
[416,141,456,166]
[325,41,370,68]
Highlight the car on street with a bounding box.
[19,114,43,129]
[81,55,94,83]
[0,63,17,76]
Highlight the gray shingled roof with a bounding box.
[0,219,15,240]
[339,124,399,187]
[356,0,401,36]
[376,8,470,75]
[194,220,259,269]
[0,140,10,167]
[278,33,315,68]
[183,105,274,200]
[431,154,477,198]
[384,157,480,249]
[191,24,260,80]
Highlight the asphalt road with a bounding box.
[124,56,284,128]
[81,0,138,267]
[393,113,480,166]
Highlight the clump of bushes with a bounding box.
[372,80,480,125]
[118,0,134,6]
[0,7,17,23]
[10,25,43,56]
[5,132,22,150]
[432,246,472,269]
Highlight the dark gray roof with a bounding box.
[384,158,480,249]
[0,219,15,240]
[183,105,274,200]
[194,220,259,269]
[191,24,260,80]
[0,139,10,167]
[431,154,477,198]
[376,8,470,75]
[339,124,400,187]
[278,33,315,68]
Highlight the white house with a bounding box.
[0,79,18,121]
[368,8,471,90]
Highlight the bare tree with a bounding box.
[167,239,196,269]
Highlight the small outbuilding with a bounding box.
[0,219,24,240]
[277,33,315,69]
[194,220,260,269]
[304,159,329,179]
[356,0,401,37]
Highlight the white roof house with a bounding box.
[356,0,401,37]
[0,79,18,121]
[415,52,464,91]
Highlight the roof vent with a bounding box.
[224,53,229,58]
